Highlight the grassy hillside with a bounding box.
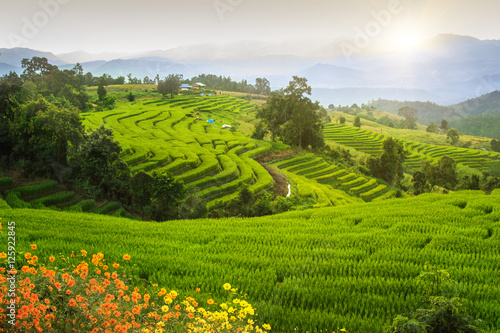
[2,190,499,332]
[324,118,500,170]
[81,95,276,210]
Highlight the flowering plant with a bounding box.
[0,242,270,332]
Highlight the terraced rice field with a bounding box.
[324,124,500,169]
[3,189,500,332]
[0,178,138,219]
[271,154,394,205]
[82,95,275,210]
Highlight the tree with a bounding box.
[367,137,405,185]
[446,128,460,145]
[127,92,135,102]
[255,77,271,95]
[398,106,418,129]
[490,139,500,153]
[412,170,428,195]
[441,119,448,130]
[426,123,440,133]
[421,155,458,190]
[251,122,268,140]
[20,57,57,82]
[97,84,107,102]
[353,116,361,128]
[9,96,84,175]
[158,74,183,98]
[256,76,324,149]
[339,116,346,124]
[69,125,129,198]
[460,175,480,190]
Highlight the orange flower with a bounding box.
[123,254,131,261]
[113,262,119,269]
[54,282,61,289]
[207,299,215,305]
[81,250,87,256]
[49,256,55,262]
[30,244,37,250]
[69,299,76,307]
[24,253,32,260]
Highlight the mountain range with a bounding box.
[2,34,500,107]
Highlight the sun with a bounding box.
[391,29,424,52]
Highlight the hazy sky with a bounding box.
[2,0,500,54]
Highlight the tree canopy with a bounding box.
[256,76,324,149]
[158,74,183,98]
[398,106,418,129]
[446,128,460,145]
[367,137,406,185]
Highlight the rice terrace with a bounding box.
[2,1,500,332]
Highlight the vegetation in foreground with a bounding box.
[1,189,499,332]
[0,239,272,333]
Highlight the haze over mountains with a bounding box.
[2,34,500,107]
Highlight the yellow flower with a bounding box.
[263,324,271,330]
[161,305,169,312]
[207,299,215,305]
[248,319,254,325]
[223,283,231,291]
[220,303,228,310]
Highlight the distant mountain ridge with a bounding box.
[2,34,500,106]
[370,90,500,124]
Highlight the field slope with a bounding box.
[2,190,499,332]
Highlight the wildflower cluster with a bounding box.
[0,244,270,332]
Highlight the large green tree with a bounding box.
[367,137,406,185]
[20,57,57,83]
[255,77,271,95]
[353,116,361,128]
[398,106,418,129]
[446,128,460,145]
[491,139,500,153]
[9,96,84,175]
[69,125,129,199]
[421,155,458,190]
[257,76,324,149]
[130,170,186,221]
[158,74,183,98]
